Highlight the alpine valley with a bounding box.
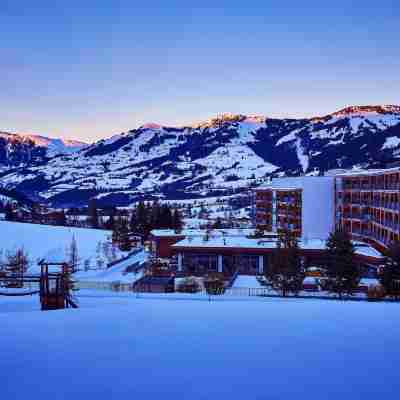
[1,105,400,207]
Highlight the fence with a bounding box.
[74,281,133,292]
[74,281,389,303]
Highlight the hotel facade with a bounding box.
[335,168,400,252]
[255,168,400,252]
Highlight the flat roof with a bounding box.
[151,228,258,238]
[172,237,384,260]
[256,186,302,191]
[334,167,400,177]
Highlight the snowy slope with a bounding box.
[73,249,149,283]
[1,105,400,207]
[1,294,400,399]
[0,221,117,271]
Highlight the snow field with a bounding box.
[0,221,119,272]
[1,293,399,399]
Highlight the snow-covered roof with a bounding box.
[173,236,326,251]
[257,175,334,190]
[151,228,256,238]
[173,236,384,260]
[353,242,384,259]
[333,167,400,177]
[257,186,302,191]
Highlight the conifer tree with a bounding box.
[88,199,99,228]
[326,229,360,298]
[266,229,304,296]
[172,209,183,232]
[136,201,148,236]
[150,200,161,227]
[56,209,67,226]
[103,206,116,230]
[118,218,133,252]
[380,241,400,300]
[4,202,14,221]
[160,204,173,229]
[213,217,223,230]
[129,208,137,232]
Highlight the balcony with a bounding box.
[344,183,400,191]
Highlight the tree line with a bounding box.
[104,201,183,251]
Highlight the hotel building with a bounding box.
[255,176,335,240]
[335,168,400,252]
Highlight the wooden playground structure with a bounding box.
[0,260,78,310]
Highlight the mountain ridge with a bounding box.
[1,105,400,207]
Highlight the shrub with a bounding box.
[367,284,386,301]
[177,277,201,293]
[204,275,225,295]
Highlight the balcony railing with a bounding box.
[343,184,400,191]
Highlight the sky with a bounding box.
[1,0,399,142]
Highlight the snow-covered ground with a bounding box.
[1,292,399,399]
[0,221,122,272]
[74,249,149,284]
[232,274,262,288]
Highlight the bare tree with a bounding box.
[67,234,80,272]
[6,248,30,287]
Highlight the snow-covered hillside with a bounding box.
[1,105,400,207]
[0,221,118,271]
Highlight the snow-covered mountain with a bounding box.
[0,131,86,169]
[1,105,400,207]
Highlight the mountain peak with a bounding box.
[0,130,87,155]
[193,113,265,129]
[141,122,163,130]
[331,105,400,117]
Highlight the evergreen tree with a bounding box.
[4,202,14,221]
[380,241,400,300]
[118,219,133,252]
[112,217,122,245]
[172,209,183,232]
[160,204,173,229]
[88,199,99,229]
[213,217,223,230]
[326,229,360,298]
[129,208,137,232]
[136,201,148,236]
[104,207,116,230]
[150,200,161,228]
[55,209,67,226]
[266,229,304,296]
[31,203,42,223]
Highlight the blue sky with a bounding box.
[1,0,399,142]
